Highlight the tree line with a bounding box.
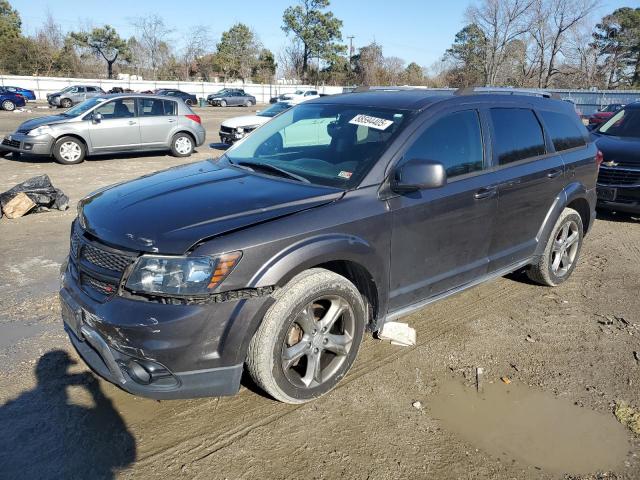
[0,0,638,89]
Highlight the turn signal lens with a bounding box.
[208,251,243,290]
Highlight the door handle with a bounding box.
[128,120,137,125]
[474,186,497,200]
[168,119,176,123]
[546,169,562,179]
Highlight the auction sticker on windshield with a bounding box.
[349,114,394,130]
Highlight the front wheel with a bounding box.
[170,132,194,157]
[527,207,583,286]
[60,98,72,108]
[185,99,194,106]
[219,100,227,107]
[53,136,86,165]
[1,100,16,111]
[246,268,366,404]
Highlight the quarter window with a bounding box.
[403,110,484,178]
[163,100,177,115]
[539,110,586,152]
[491,108,545,165]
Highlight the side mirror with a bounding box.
[392,159,447,192]
[92,113,102,123]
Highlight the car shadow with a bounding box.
[596,209,639,223]
[1,150,202,164]
[209,142,231,151]
[0,350,136,479]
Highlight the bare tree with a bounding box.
[278,38,305,80]
[381,56,406,85]
[528,0,599,87]
[466,0,535,85]
[180,25,211,80]
[132,14,173,80]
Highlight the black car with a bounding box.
[155,89,197,106]
[592,102,640,214]
[208,90,256,107]
[60,88,597,403]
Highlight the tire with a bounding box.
[60,98,72,108]
[53,136,86,165]
[170,132,194,157]
[219,100,227,107]
[1,100,16,111]
[185,99,193,107]
[246,268,366,404]
[244,100,252,107]
[527,208,583,287]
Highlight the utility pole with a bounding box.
[347,35,355,70]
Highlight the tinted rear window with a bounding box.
[539,110,585,151]
[491,108,546,165]
[163,100,177,115]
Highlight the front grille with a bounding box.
[82,243,134,272]
[81,274,118,296]
[598,167,640,186]
[69,226,138,301]
[2,138,20,148]
[220,126,233,134]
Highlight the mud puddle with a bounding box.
[431,380,630,475]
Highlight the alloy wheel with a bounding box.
[281,295,355,389]
[2,100,15,111]
[551,219,579,277]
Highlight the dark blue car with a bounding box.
[0,89,27,111]
[1,86,35,101]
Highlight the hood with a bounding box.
[80,160,342,254]
[593,133,640,167]
[221,115,270,129]
[17,114,70,132]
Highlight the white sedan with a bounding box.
[219,102,293,144]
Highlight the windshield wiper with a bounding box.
[231,160,310,183]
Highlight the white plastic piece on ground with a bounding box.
[378,321,416,347]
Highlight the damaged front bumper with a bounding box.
[59,228,275,400]
[1,132,54,156]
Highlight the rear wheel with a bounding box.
[170,132,194,157]
[60,98,72,108]
[185,99,194,106]
[246,268,366,404]
[1,100,15,111]
[527,208,583,286]
[53,136,86,165]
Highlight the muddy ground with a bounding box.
[0,103,639,480]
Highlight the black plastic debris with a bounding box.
[0,175,69,218]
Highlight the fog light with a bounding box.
[23,143,33,150]
[127,360,152,385]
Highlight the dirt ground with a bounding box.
[0,103,639,480]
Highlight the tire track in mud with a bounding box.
[127,280,530,475]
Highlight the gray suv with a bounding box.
[1,94,206,164]
[47,85,105,108]
[60,89,597,403]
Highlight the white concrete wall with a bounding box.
[0,75,345,104]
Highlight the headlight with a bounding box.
[125,251,242,296]
[27,125,53,136]
[235,127,245,133]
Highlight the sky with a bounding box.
[10,0,637,68]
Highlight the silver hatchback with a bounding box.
[0,94,206,164]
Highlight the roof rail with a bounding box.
[454,86,561,99]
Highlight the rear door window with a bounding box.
[539,110,586,152]
[163,100,177,116]
[403,110,484,178]
[490,108,546,165]
[138,98,165,116]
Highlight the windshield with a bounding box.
[60,86,75,93]
[598,108,640,138]
[225,103,412,188]
[63,97,107,117]
[294,90,304,95]
[257,102,292,118]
